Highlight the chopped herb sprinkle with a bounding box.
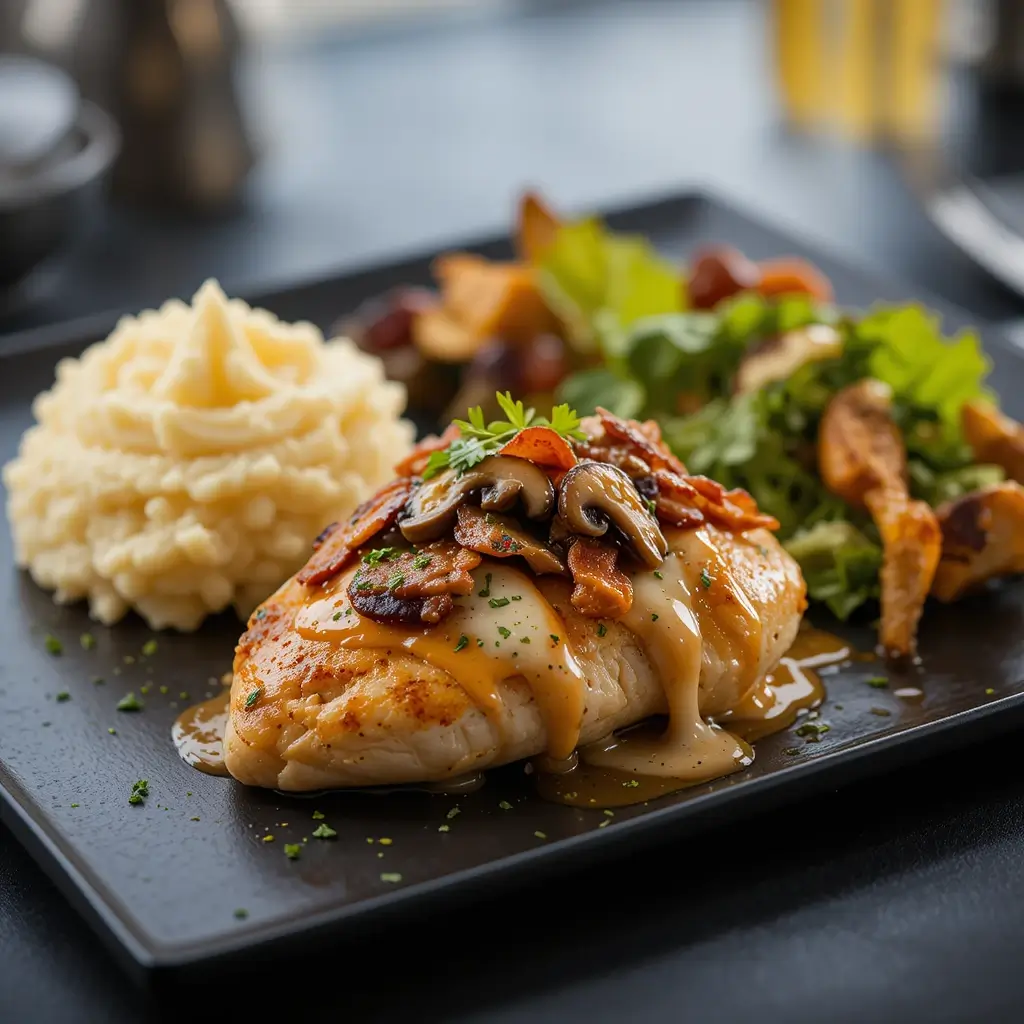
[140,684,151,695]
[653,570,664,580]
[534,831,547,840]
[44,635,62,655]
[55,691,70,702]
[550,634,560,644]
[190,816,200,822]
[378,837,393,846]
[333,611,342,621]
[412,553,432,570]
[245,688,262,709]
[363,547,399,566]
[128,779,149,805]
[476,638,485,647]
[80,633,96,650]
[700,567,714,589]
[70,803,79,808]
[497,626,512,639]
[116,692,143,712]
[234,908,248,919]
[866,676,889,688]
[645,498,657,515]
[438,823,450,832]
[312,810,325,820]
[92,677,104,685]
[478,573,492,598]
[623,779,640,788]
[284,844,302,860]
[446,806,461,820]
[312,823,338,839]
[498,800,513,810]
[262,835,275,843]
[454,634,469,652]
[489,596,510,609]
[795,721,830,741]
[520,636,531,644]
[597,623,607,638]
[141,639,158,657]
[386,571,405,591]
[986,687,996,695]
[158,685,168,695]
[380,873,403,883]
[651,613,659,622]
[108,728,116,735]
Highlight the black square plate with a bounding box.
[3,190,1024,984]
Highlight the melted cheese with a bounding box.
[296,562,587,759]
[580,549,751,781]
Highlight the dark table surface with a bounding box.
[5,2,1024,1021]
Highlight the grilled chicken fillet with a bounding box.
[223,411,806,791]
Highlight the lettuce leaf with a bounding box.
[535,217,684,353]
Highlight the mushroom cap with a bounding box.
[399,455,555,544]
[557,460,668,569]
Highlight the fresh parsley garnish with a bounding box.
[700,567,714,589]
[412,553,432,570]
[141,639,158,657]
[312,823,337,839]
[43,634,62,656]
[55,691,70,702]
[128,779,149,805]
[363,547,399,566]
[866,676,889,688]
[116,692,143,712]
[489,596,510,609]
[596,623,607,638]
[454,634,469,652]
[478,573,492,598]
[245,688,262,709]
[386,571,405,591]
[80,633,95,650]
[421,393,586,479]
[284,844,302,860]
[497,626,512,639]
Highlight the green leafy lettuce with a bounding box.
[541,216,1003,620]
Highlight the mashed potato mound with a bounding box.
[3,279,414,631]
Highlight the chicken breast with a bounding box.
[223,523,805,791]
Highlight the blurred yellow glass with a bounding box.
[771,0,946,143]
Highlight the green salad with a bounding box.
[531,214,1003,620]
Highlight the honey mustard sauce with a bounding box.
[296,562,588,761]
[172,690,231,776]
[714,626,850,742]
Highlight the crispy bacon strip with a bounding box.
[394,423,461,478]
[348,540,481,625]
[567,537,633,617]
[653,470,779,533]
[296,477,414,587]
[594,408,687,475]
[499,426,578,472]
[453,505,565,575]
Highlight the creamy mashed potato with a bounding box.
[3,280,414,631]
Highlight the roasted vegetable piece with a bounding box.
[515,191,562,264]
[962,400,1024,484]
[932,481,1024,602]
[818,379,908,506]
[756,257,834,303]
[864,487,942,656]
[688,247,761,310]
[413,253,560,363]
[733,324,842,396]
[819,380,941,656]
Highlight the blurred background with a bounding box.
[4,0,1024,338]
